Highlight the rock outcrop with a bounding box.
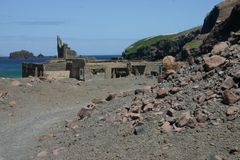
[9,50,35,59]
[201,0,240,34]
[122,0,240,61]
[201,1,240,53]
[57,36,77,59]
[37,54,45,58]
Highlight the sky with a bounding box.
[0,0,223,56]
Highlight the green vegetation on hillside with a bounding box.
[122,26,201,60]
[183,39,203,50]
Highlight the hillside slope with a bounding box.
[122,27,201,61]
[123,0,240,60]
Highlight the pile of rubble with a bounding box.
[77,43,240,136]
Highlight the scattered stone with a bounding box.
[229,147,240,155]
[37,150,48,158]
[133,124,144,135]
[11,80,20,86]
[166,108,175,117]
[222,76,235,89]
[77,108,92,120]
[121,91,132,97]
[128,113,143,121]
[208,154,223,160]
[9,100,17,108]
[194,108,209,123]
[143,103,153,112]
[143,86,151,94]
[211,42,229,54]
[8,113,14,117]
[176,111,192,128]
[52,148,62,156]
[91,98,105,104]
[77,81,82,86]
[134,89,144,95]
[39,133,54,141]
[26,83,33,87]
[130,105,141,113]
[166,69,176,76]
[226,106,239,116]
[162,122,172,133]
[223,90,240,105]
[203,55,226,71]
[233,71,240,82]
[0,91,8,98]
[198,94,207,104]
[65,119,79,129]
[170,87,181,94]
[86,103,96,110]
[105,93,117,101]
[156,88,169,98]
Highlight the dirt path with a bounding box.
[0,77,156,160]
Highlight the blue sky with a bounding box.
[0,0,222,56]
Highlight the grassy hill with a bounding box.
[122,26,201,60]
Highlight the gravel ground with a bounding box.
[0,76,156,160]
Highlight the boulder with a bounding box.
[226,106,239,116]
[201,2,240,53]
[156,88,169,98]
[223,90,240,105]
[211,42,229,54]
[176,111,192,127]
[201,0,240,34]
[203,55,226,70]
[222,76,235,89]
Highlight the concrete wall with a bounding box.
[22,63,44,77]
[22,60,69,79]
[69,59,86,80]
[45,71,70,79]
[44,61,67,71]
[22,59,161,80]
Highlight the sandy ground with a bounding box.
[0,76,156,160]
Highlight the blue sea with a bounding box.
[0,55,121,78]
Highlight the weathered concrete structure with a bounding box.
[22,36,161,80]
[69,59,160,81]
[22,59,71,79]
[22,58,161,81]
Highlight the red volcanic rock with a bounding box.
[157,88,169,98]
[223,90,240,105]
[203,55,226,71]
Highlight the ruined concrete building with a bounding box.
[22,36,162,81]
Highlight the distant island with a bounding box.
[8,50,52,59]
[9,50,35,59]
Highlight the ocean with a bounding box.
[0,55,121,78]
